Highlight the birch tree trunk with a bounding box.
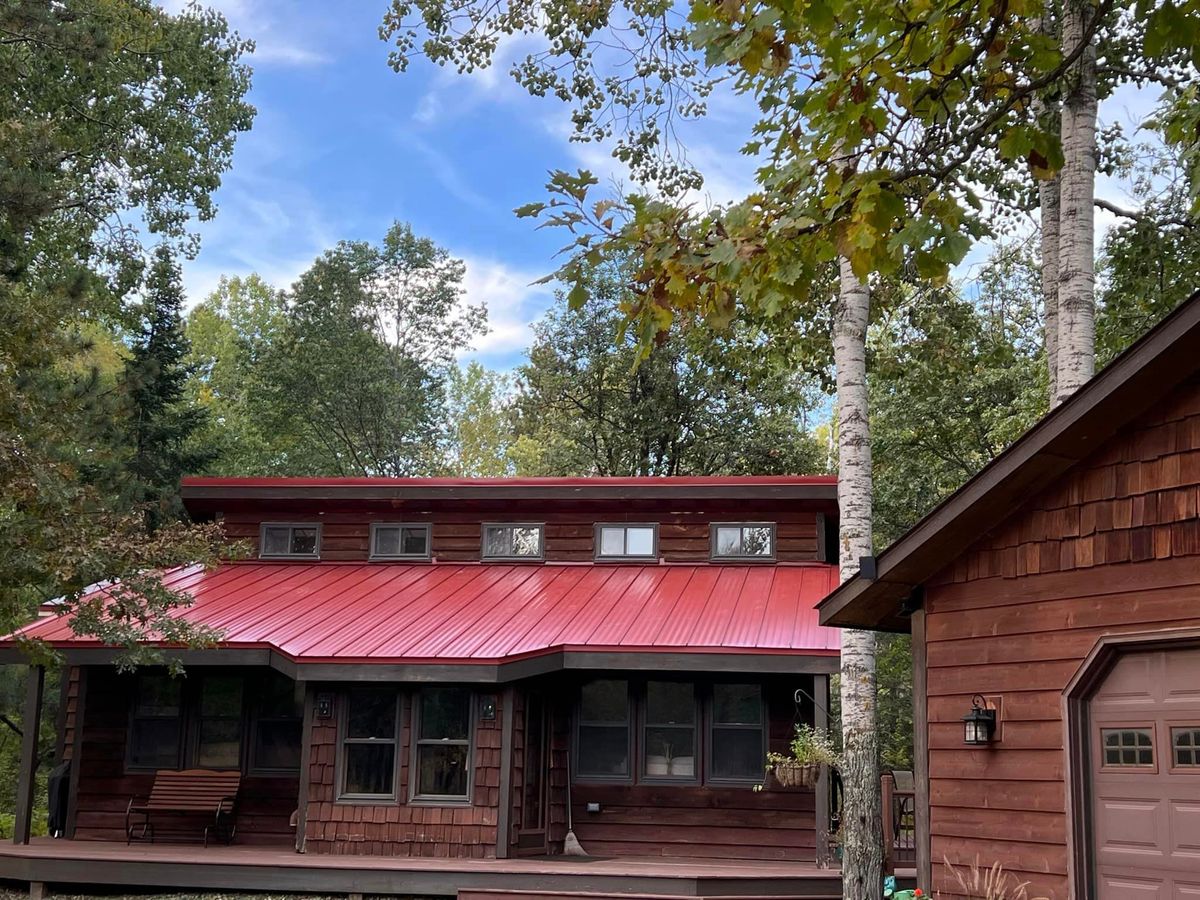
[1055,0,1098,405]
[834,258,883,900]
[1035,0,1062,400]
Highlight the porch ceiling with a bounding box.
[5,561,839,676]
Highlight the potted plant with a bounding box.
[764,723,838,789]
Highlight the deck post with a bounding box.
[14,665,45,845]
[295,684,315,853]
[64,667,87,839]
[495,686,516,859]
[911,609,932,891]
[813,672,831,868]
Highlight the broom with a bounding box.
[562,751,588,856]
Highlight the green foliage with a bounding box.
[770,723,840,767]
[445,363,517,477]
[511,258,830,476]
[875,634,914,771]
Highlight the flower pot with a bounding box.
[772,760,821,789]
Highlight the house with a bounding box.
[819,292,1200,898]
[1,475,848,897]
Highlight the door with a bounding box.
[516,691,550,853]
[1090,648,1200,897]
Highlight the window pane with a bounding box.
[130,719,181,769]
[416,744,469,796]
[200,677,243,717]
[262,526,291,556]
[258,672,302,719]
[373,526,401,557]
[646,682,695,724]
[626,527,655,556]
[711,727,763,780]
[644,725,695,777]
[347,691,396,739]
[198,718,242,768]
[1101,728,1154,766]
[254,720,302,771]
[420,688,471,741]
[599,527,625,557]
[580,680,628,724]
[742,526,773,556]
[401,526,428,556]
[714,684,762,725]
[344,743,395,795]
[290,526,318,555]
[715,526,742,556]
[577,724,628,776]
[1175,728,1200,767]
[485,525,541,557]
[136,675,181,717]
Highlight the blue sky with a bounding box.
[177,0,759,370]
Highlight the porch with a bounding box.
[0,838,856,898]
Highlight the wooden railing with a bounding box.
[881,770,916,874]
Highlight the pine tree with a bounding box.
[120,247,215,528]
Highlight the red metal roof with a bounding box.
[13,562,840,664]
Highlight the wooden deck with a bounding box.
[0,839,867,898]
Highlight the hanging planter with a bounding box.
[756,725,839,792]
[771,759,822,789]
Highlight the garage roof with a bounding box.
[10,561,840,679]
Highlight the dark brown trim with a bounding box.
[819,289,1200,631]
[13,666,44,845]
[295,685,315,852]
[1061,627,1200,899]
[64,666,86,839]
[910,610,931,890]
[495,685,516,859]
[812,672,831,868]
[815,514,827,564]
[53,667,69,765]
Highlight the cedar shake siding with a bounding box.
[922,377,1200,898]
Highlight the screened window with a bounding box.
[414,688,472,800]
[341,690,399,798]
[1102,728,1154,767]
[643,682,696,779]
[711,523,775,559]
[251,671,304,773]
[577,680,630,779]
[482,524,543,559]
[596,524,657,559]
[1172,727,1200,767]
[371,523,431,560]
[260,523,320,558]
[196,676,244,769]
[129,675,183,769]
[710,683,765,781]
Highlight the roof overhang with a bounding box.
[819,290,1200,632]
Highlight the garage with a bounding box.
[1090,648,1200,897]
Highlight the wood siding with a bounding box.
[218,504,826,564]
[302,689,503,858]
[922,378,1200,899]
[67,667,298,845]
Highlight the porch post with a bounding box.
[14,665,45,845]
[495,686,516,859]
[911,609,932,890]
[813,672,831,868]
[295,684,315,853]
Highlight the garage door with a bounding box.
[1091,648,1200,898]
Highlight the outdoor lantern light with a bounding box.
[963,694,997,745]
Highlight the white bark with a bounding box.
[1041,176,1061,400]
[834,258,883,899]
[1055,0,1098,405]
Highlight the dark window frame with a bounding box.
[594,523,659,561]
[125,673,185,772]
[1099,725,1157,771]
[574,679,634,784]
[705,682,767,786]
[409,686,475,805]
[369,522,433,561]
[259,522,322,560]
[336,688,402,803]
[247,673,305,777]
[481,522,545,561]
[710,522,777,561]
[638,679,701,785]
[1169,724,1200,771]
[189,674,245,771]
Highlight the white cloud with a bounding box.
[458,257,556,364]
[161,0,333,68]
[393,131,494,213]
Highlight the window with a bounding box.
[340,690,399,799]
[371,523,431,560]
[482,524,543,559]
[413,688,472,801]
[260,523,320,558]
[1172,727,1200,767]
[1102,727,1154,767]
[251,671,304,774]
[129,675,183,769]
[643,681,696,780]
[711,523,775,559]
[577,680,630,779]
[195,676,244,769]
[596,524,657,559]
[709,683,765,781]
